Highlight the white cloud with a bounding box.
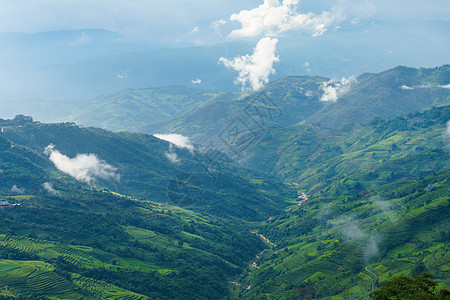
[70,32,90,46]
[42,182,61,196]
[153,134,195,152]
[189,26,200,35]
[191,79,202,84]
[226,0,345,39]
[164,145,181,164]
[400,85,414,90]
[11,185,25,194]
[401,84,450,90]
[320,76,357,102]
[210,19,227,36]
[44,144,120,184]
[219,37,279,90]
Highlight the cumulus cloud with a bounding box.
[320,76,357,102]
[42,182,61,196]
[44,144,120,184]
[226,0,345,39]
[11,185,25,194]
[153,134,195,153]
[191,78,202,84]
[219,37,279,90]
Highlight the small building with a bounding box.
[0,200,10,206]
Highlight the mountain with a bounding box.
[0,116,296,299]
[0,118,293,221]
[0,105,449,299]
[60,86,239,132]
[140,75,328,145]
[228,105,450,299]
[12,65,449,141]
[308,65,450,127]
[141,65,449,149]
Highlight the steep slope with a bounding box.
[141,76,328,145]
[0,117,296,299]
[1,120,294,221]
[229,105,450,299]
[241,105,450,187]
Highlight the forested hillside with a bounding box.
[0,67,449,299]
[229,105,450,299]
[0,119,293,299]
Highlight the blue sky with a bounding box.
[0,0,449,46]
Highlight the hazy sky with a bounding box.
[1,0,449,45]
[0,0,449,104]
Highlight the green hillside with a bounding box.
[0,70,449,299]
[140,76,328,145]
[30,65,449,148]
[0,118,294,299]
[227,105,450,299]
[0,121,293,221]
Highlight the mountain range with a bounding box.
[0,64,449,299]
[34,65,449,150]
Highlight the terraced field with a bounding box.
[0,235,168,298]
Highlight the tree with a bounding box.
[372,273,450,300]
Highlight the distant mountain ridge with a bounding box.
[62,86,239,132]
[139,65,449,147]
[308,65,450,126]
[28,65,449,151]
